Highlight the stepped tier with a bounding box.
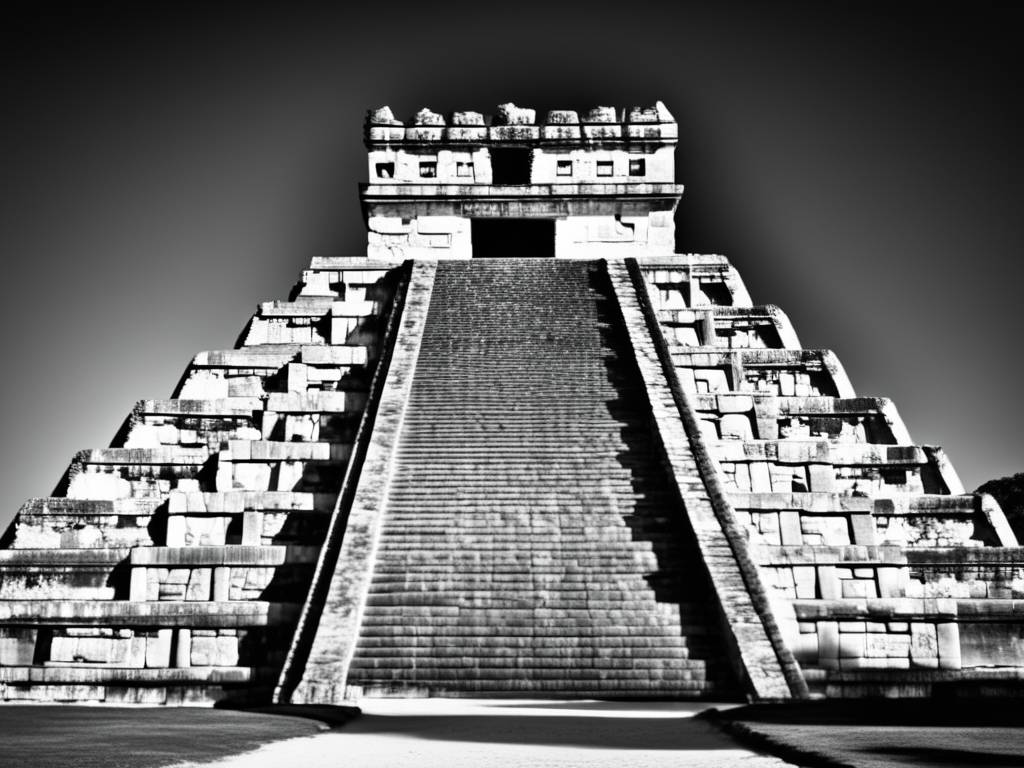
[631,258,1023,698]
[693,394,910,444]
[0,260,406,704]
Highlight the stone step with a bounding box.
[353,640,716,656]
[343,260,737,696]
[350,668,712,682]
[347,657,710,672]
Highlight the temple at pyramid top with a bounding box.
[361,102,682,258]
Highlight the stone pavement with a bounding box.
[172,698,792,768]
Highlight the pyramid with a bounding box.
[1,102,1022,706]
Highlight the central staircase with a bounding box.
[345,259,739,697]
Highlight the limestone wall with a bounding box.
[553,212,674,259]
[366,215,472,260]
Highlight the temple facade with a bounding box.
[0,102,1022,705]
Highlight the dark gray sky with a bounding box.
[0,1,1021,531]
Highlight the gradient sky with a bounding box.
[0,1,1021,530]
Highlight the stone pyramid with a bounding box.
[1,102,1021,706]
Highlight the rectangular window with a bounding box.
[419,161,437,178]
[456,161,474,178]
[375,162,395,179]
[490,148,532,184]
[596,160,614,177]
[628,158,646,177]
[556,159,572,176]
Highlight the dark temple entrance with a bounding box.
[471,219,555,258]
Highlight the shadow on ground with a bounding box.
[484,700,714,713]
[348,712,729,750]
[710,699,1024,768]
[0,705,353,768]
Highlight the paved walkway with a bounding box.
[173,699,792,768]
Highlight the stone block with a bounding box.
[212,567,231,602]
[0,629,37,665]
[166,517,187,547]
[276,461,305,490]
[817,566,841,599]
[937,622,961,669]
[850,514,879,545]
[876,567,903,599]
[227,377,264,397]
[865,633,911,659]
[720,414,753,440]
[909,623,939,668]
[146,629,173,668]
[749,462,772,493]
[124,424,161,448]
[807,463,835,492]
[793,566,816,599]
[190,636,217,666]
[217,636,239,667]
[146,569,162,601]
[757,512,781,545]
[779,511,803,546]
[779,372,796,396]
[241,511,262,546]
[127,634,147,668]
[717,394,753,413]
[186,568,212,601]
[842,579,878,599]
[130,568,148,601]
[838,633,865,659]
[367,216,411,234]
[818,621,839,662]
[66,473,131,500]
[803,516,850,546]
[732,463,752,492]
[176,629,192,668]
[165,568,190,585]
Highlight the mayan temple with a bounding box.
[1,101,1022,706]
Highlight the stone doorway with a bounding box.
[471,219,555,258]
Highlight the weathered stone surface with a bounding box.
[494,102,535,125]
